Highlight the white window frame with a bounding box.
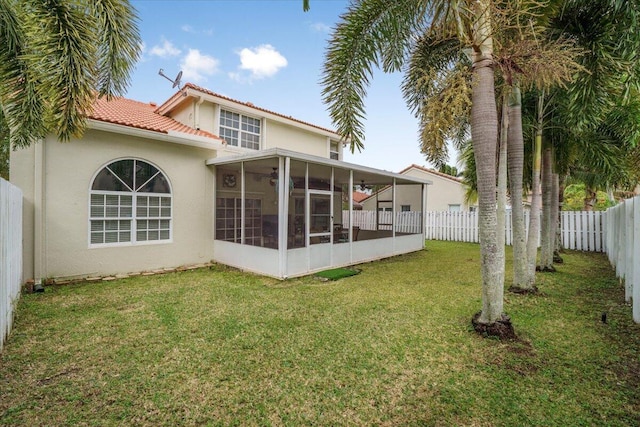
[89,158,173,248]
[330,140,339,160]
[401,205,411,212]
[219,109,261,150]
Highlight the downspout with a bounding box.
[194,96,204,130]
[33,141,45,291]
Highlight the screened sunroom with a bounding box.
[206,148,430,279]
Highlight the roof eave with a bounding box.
[87,119,223,150]
[206,148,432,185]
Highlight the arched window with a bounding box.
[90,159,172,245]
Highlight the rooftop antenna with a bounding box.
[158,69,183,89]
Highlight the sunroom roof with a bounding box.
[205,148,432,186]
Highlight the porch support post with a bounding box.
[349,169,353,264]
[422,183,428,243]
[240,162,245,244]
[392,178,396,238]
[279,156,290,278]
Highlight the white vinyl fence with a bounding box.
[345,210,423,233]
[603,196,640,323]
[424,210,606,252]
[1,178,23,352]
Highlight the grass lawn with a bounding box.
[1,241,639,426]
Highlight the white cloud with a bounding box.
[180,49,220,82]
[236,44,288,80]
[181,24,213,36]
[311,22,331,33]
[149,39,181,58]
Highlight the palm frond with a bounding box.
[0,0,46,148]
[321,0,427,152]
[92,0,141,98]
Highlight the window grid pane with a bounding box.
[90,160,172,246]
[220,109,260,150]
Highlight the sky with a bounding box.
[126,0,446,173]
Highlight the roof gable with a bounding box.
[88,96,221,141]
[158,83,343,138]
[399,164,463,183]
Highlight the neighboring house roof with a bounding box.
[88,96,222,141]
[157,82,344,139]
[399,164,463,183]
[352,191,369,204]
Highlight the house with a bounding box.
[359,164,473,212]
[10,83,430,281]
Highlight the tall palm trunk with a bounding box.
[471,1,504,325]
[583,187,597,211]
[507,87,533,290]
[497,92,508,255]
[554,174,566,262]
[526,90,544,282]
[539,145,555,271]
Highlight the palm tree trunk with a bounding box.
[583,187,597,211]
[539,145,555,271]
[551,173,562,263]
[470,9,504,324]
[507,86,533,290]
[526,91,544,282]
[497,92,508,254]
[554,174,566,262]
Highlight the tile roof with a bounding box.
[352,191,370,203]
[162,83,342,138]
[399,164,463,183]
[88,96,221,141]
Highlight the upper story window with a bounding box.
[90,159,172,246]
[330,140,339,160]
[220,109,261,150]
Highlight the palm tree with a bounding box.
[0,0,141,149]
[530,0,640,270]
[320,0,509,332]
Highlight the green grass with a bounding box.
[315,267,360,280]
[1,241,639,426]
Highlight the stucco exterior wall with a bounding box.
[359,168,467,212]
[262,120,328,156]
[12,130,217,280]
[9,144,36,280]
[404,169,467,211]
[359,185,423,212]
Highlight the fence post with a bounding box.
[1,178,23,352]
[626,199,634,303]
[632,196,640,323]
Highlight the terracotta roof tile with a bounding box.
[88,96,221,141]
[161,83,343,138]
[352,191,369,203]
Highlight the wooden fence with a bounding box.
[603,196,640,323]
[1,178,23,352]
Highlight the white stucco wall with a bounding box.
[262,120,328,156]
[12,130,217,280]
[403,169,468,211]
[360,168,468,212]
